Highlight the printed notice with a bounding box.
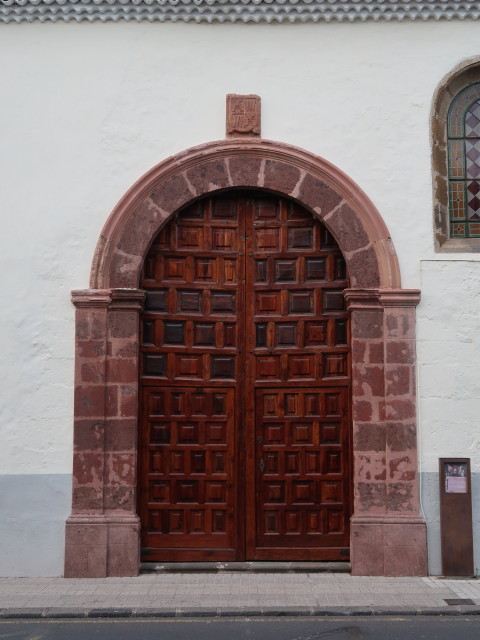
[445,462,468,493]
[446,476,467,493]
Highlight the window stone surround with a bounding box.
[432,57,480,252]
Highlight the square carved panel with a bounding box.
[256,291,281,314]
[289,291,313,314]
[211,291,236,314]
[177,227,203,249]
[211,356,235,379]
[177,290,202,313]
[287,227,313,249]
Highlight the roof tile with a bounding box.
[1,0,480,23]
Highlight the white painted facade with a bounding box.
[1,19,479,576]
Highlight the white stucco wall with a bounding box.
[1,18,480,575]
[417,260,480,575]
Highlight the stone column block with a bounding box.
[106,517,141,577]
[346,289,427,576]
[64,516,108,578]
[65,289,144,578]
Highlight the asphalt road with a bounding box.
[1,617,480,640]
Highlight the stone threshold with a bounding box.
[140,561,351,573]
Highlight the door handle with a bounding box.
[259,458,265,473]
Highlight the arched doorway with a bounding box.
[65,139,427,577]
[138,191,351,561]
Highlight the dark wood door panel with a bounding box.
[251,387,350,557]
[244,195,351,560]
[139,195,245,562]
[139,191,350,562]
[140,384,238,560]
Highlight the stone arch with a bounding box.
[65,139,426,579]
[90,139,401,290]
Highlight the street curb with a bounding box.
[2,605,480,619]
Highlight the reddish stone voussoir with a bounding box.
[90,140,400,291]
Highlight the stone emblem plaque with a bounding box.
[226,94,261,137]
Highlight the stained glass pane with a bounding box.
[449,182,466,220]
[448,84,480,137]
[468,222,480,236]
[451,222,466,237]
[465,140,480,178]
[448,140,464,178]
[448,84,480,237]
[465,100,480,137]
[467,181,480,219]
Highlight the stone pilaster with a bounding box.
[345,289,427,576]
[65,289,144,578]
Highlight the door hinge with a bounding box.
[259,458,265,473]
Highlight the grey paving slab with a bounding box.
[0,573,480,617]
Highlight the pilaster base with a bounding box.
[65,515,140,577]
[351,515,427,576]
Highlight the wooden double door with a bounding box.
[138,191,351,562]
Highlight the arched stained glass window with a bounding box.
[432,59,480,252]
[447,84,480,238]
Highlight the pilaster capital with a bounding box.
[109,288,146,311]
[72,289,146,310]
[344,288,421,310]
[344,289,381,310]
[71,289,111,308]
[379,289,421,308]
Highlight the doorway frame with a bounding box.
[65,139,427,577]
[138,191,353,562]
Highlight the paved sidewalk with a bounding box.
[1,573,480,618]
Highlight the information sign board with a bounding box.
[439,458,473,576]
